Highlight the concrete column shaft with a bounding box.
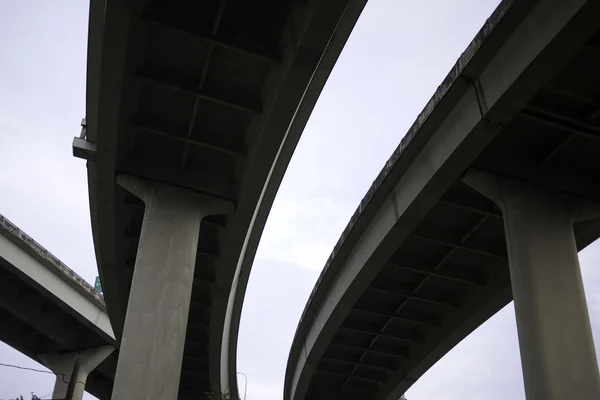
[39,345,114,400]
[111,176,232,400]
[464,170,600,400]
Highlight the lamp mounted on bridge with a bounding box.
[72,117,96,161]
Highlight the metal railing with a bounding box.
[0,213,105,306]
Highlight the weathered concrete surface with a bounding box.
[285,0,600,398]
[0,214,112,341]
[83,0,368,396]
[111,175,231,400]
[0,214,116,398]
[39,345,114,400]
[465,171,600,400]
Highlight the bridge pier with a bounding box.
[464,170,600,400]
[111,175,232,400]
[39,345,114,400]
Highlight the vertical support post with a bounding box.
[464,170,600,400]
[64,356,79,400]
[111,175,232,400]
[39,345,114,400]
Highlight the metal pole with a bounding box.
[236,372,248,400]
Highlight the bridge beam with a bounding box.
[39,345,114,400]
[464,170,600,400]
[111,175,233,400]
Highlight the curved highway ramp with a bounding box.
[285,0,600,399]
[76,0,368,398]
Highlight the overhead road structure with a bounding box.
[285,0,600,399]
[0,214,116,400]
[75,0,367,398]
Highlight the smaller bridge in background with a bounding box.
[0,214,116,399]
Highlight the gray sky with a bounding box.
[1,1,599,399]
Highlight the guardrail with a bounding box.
[0,213,105,306]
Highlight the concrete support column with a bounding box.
[39,345,114,400]
[464,170,600,400]
[111,175,232,400]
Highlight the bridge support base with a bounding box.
[39,345,114,400]
[464,170,600,400]
[111,175,232,400]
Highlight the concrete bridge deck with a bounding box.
[285,0,600,399]
[0,214,115,399]
[79,0,367,397]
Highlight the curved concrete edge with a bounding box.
[283,2,525,393]
[208,0,326,393]
[218,1,369,398]
[84,0,107,330]
[283,0,520,396]
[284,0,600,398]
[85,0,141,341]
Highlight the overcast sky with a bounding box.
[0,1,599,399]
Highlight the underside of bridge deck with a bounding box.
[0,260,116,399]
[86,0,366,397]
[289,1,600,399]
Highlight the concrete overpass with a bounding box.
[285,0,600,399]
[74,0,367,398]
[0,214,116,399]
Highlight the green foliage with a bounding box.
[204,391,231,400]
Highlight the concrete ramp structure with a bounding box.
[285,0,600,399]
[0,214,116,399]
[76,0,367,398]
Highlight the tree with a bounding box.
[205,391,231,400]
